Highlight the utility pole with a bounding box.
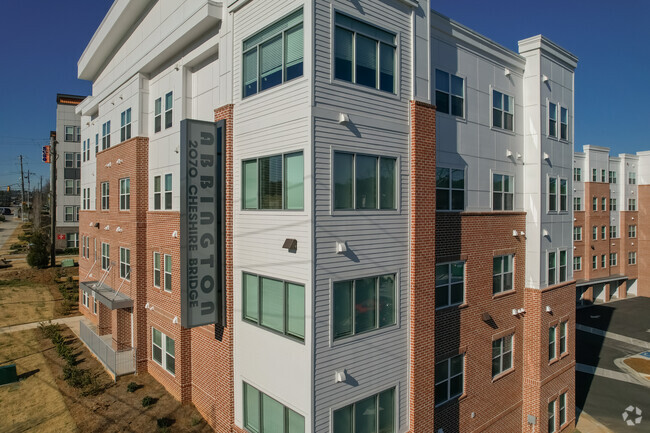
[19,155,25,222]
[26,170,31,222]
[49,132,57,267]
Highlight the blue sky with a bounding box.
[0,1,648,189]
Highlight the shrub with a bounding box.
[142,396,156,407]
[157,418,173,428]
[26,230,50,269]
[80,376,104,396]
[190,416,202,427]
[63,365,92,388]
[127,382,139,393]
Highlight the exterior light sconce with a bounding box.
[172,231,178,238]
[116,158,123,165]
[283,238,298,251]
[543,152,550,161]
[338,113,350,124]
[105,162,112,168]
[89,222,94,227]
[512,230,518,237]
[145,303,150,309]
[173,316,179,324]
[542,229,549,238]
[545,305,552,313]
[506,149,513,158]
[104,225,110,231]
[504,68,511,76]
[518,308,525,314]
[116,227,123,233]
[516,152,522,160]
[336,241,347,254]
[481,312,492,322]
[542,75,549,83]
[94,222,100,228]
[512,309,518,316]
[520,231,525,236]
[334,369,347,383]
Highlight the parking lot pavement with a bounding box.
[577,330,644,369]
[577,297,650,343]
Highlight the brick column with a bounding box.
[408,100,437,433]
[583,285,594,303]
[97,302,112,335]
[604,283,611,302]
[112,308,132,351]
[619,280,628,299]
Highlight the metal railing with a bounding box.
[79,320,135,377]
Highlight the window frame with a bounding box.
[119,178,130,211]
[151,327,175,376]
[492,334,514,378]
[491,88,515,132]
[573,256,581,271]
[435,354,465,406]
[101,121,111,150]
[120,108,132,142]
[629,172,636,184]
[549,325,557,361]
[492,173,514,211]
[610,198,617,211]
[436,166,465,212]
[609,171,617,184]
[628,198,637,211]
[548,399,557,433]
[435,261,465,309]
[153,252,161,288]
[573,168,581,182]
[164,254,172,293]
[492,254,514,295]
[243,382,305,433]
[120,247,131,280]
[548,177,558,213]
[101,181,109,210]
[629,225,637,238]
[609,253,617,267]
[573,226,582,242]
[434,68,465,118]
[628,252,637,265]
[331,387,395,433]
[101,242,110,271]
[243,151,306,211]
[573,197,581,211]
[609,225,617,239]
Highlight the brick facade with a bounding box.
[638,185,650,297]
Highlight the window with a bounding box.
[435,69,464,117]
[560,107,568,140]
[610,198,617,211]
[152,328,175,375]
[154,97,162,133]
[101,182,109,210]
[629,225,637,238]
[601,197,606,211]
[64,206,76,222]
[548,102,557,138]
[333,388,394,433]
[548,252,556,286]
[436,167,464,211]
[75,179,81,195]
[573,197,581,211]
[609,171,617,184]
[86,138,90,160]
[592,169,597,182]
[82,290,89,308]
[601,226,606,240]
[610,253,617,267]
[435,354,464,405]
[82,188,87,210]
[493,90,514,131]
[332,274,394,340]
[164,254,172,292]
[436,262,464,308]
[120,247,131,280]
[164,92,173,129]
[609,226,617,239]
[334,12,395,93]
[332,152,394,211]
[492,334,514,377]
[164,174,172,209]
[573,227,582,241]
[559,392,567,427]
[153,252,161,288]
[573,256,581,271]
[628,199,637,211]
[154,176,161,209]
[573,168,581,182]
[601,254,606,269]
[592,255,597,270]
[101,242,110,270]
[493,174,514,210]
[243,9,305,98]
[601,170,606,183]
[493,255,514,294]
[244,383,305,433]
[548,178,557,212]
[85,188,91,209]
[93,298,98,315]
[95,134,99,154]
[120,178,130,210]
[154,174,173,210]
[560,179,567,212]
[66,233,78,249]
[65,125,75,142]
[629,172,636,184]
[81,236,86,258]
[102,121,110,150]
[82,140,86,162]
[120,108,131,142]
[548,400,556,433]
[549,325,557,361]
[591,226,597,241]
[559,250,567,283]
[64,152,75,168]
[243,152,305,210]
[592,197,597,211]
[244,273,306,340]
[629,252,637,265]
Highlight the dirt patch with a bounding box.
[624,357,650,375]
[40,326,212,433]
[0,329,77,433]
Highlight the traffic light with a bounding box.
[42,145,51,163]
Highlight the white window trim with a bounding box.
[163,254,172,293]
[153,252,161,288]
[434,68,467,120]
[491,172,515,211]
[151,328,175,376]
[435,166,466,212]
[492,334,514,378]
[490,85,515,134]
[120,178,130,211]
[120,247,131,281]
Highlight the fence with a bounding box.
[79,320,135,377]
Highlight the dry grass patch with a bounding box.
[624,357,650,375]
[0,329,77,433]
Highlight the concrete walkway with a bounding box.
[576,323,650,350]
[576,363,639,385]
[0,315,83,335]
[576,410,615,433]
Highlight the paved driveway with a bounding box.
[576,297,650,432]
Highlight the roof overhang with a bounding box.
[576,274,628,288]
[81,280,134,310]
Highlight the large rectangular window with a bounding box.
[629,252,637,265]
[120,247,131,280]
[559,250,567,283]
[559,393,567,427]
[609,171,617,184]
[493,255,513,294]
[628,199,637,211]
[610,198,617,211]
[493,174,514,210]
[609,226,617,239]
[101,182,109,210]
[153,252,161,288]
[548,400,556,433]
[629,172,636,184]
[243,9,304,98]
[164,254,172,292]
[152,328,175,375]
[154,97,162,133]
[549,325,557,361]
[334,12,396,93]
[435,69,464,117]
[560,179,567,211]
[333,152,395,210]
[573,227,582,241]
[164,92,173,129]
[610,253,618,267]
[244,383,305,433]
[560,107,568,140]
[548,252,556,286]
[120,178,130,210]
[435,354,464,405]
[333,388,395,433]
[436,167,464,211]
[573,168,581,182]
[64,206,75,222]
[153,174,172,210]
[548,178,557,212]
[332,274,395,340]
[573,197,581,211]
[548,102,557,138]
[102,121,111,150]
[492,90,514,131]
[573,257,581,271]
[243,152,304,210]
[435,262,464,309]
[243,273,305,340]
[492,334,513,377]
[629,225,637,238]
[101,242,110,271]
[120,108,131,142]
[66,233,78,249]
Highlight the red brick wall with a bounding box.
[573,210,585,281]
[638,185,650,296]
[583,182,611,281]
[408,100,437,433]
[434,212,526,433]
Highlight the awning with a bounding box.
[80,280,133,310]
[575,274,628,288]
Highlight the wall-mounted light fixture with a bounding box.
[116,227,123,233]
[172,231,178,238]
[334,369,347,383]
[338,113,350,124]
[283,238,297,251]
[104,225,110,231]
[336,241,347,254]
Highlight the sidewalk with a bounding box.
[576,410,614,433]
[0,315,83,335]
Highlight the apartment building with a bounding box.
[573,146,650,303]
[54,94,84,250]
[76,1,577,432]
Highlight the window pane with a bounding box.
[333,281,353,338]
[378,388,395,433]
[379,43,395,93]
[243,160,259,209]
[285,24,304,81]
[356,35,377,89]
[334,27,353,82]
[153,328,162,346]
[333,406,352,433]
[244,384,260,433]
[493,108,502,128]
[261,277,284,332]
[334,153,354,209]
[260,156,283,209]
[287,409,305,433]
[260,35,283,91]
[165,173,172,191]
[379,158,396,209]
[355,395,377,433]
[243,48,258,97]
[435,91,450,114]
[435,69,449,92]
[165,92,173,110]
[262,394,285,433]
[378,274,395,327]
[287,283,305,338]
[451,169,464,189]
[244,274,259,322]
[284,153,304,210]
[356,155,378,209]
[354,277,377,334]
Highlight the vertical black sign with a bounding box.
[180,119,226,328]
